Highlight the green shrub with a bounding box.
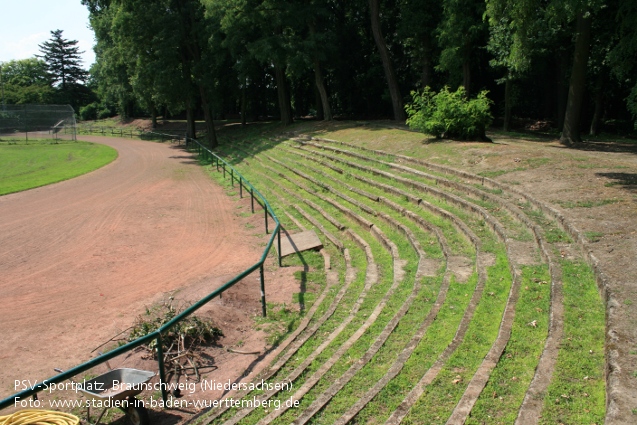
[79,102,116,121]
[97,106,115,120]
[79,102,99,121]
[406,86,493,140]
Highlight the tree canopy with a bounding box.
[4,0,636,141]
[0,59,54,104]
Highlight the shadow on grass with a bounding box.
[558,140,637,155]
[596,172,637,194]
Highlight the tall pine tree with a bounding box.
[38,30,88,90]
[37,29,91,109]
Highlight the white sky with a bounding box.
[0,0,96,68]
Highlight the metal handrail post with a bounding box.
[156,333,168,402]
[260,264,266,317]
[251,188,254,213]
[278,227,282,267]
[264,206,269,234]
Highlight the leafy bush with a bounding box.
[79,102,116,121]
[79,102,99,121]
[406,86,493,140]
[97,106,115,120]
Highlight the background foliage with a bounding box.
[2,0,636,140]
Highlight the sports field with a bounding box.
[0,139,117,195]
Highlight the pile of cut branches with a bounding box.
[128,301,223,386]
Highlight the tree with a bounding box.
[585,2,618,136]
[37,29,93,110]
[398,0,442,89]
[0,59,54,104]
[38,30,89,90]
[437,0,487,94]
[485,0,609,140]
[369,0,405,121]
[86,0,222,146]
[79,0,634,136]
[206,0,295,125]
[609,0,637,130]
[559,11,592,145]
[83,0,137,118]
[485,0,539,131]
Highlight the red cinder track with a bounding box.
[0,136,261,397]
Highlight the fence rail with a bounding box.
[0,133,282,410]
[76,125,186,142]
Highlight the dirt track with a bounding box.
[0,136,263,399]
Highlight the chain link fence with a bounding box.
[0,104,77,141]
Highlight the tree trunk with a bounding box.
[504,74,512,132]
[315,85,324,120]
[274,63,293,125]
[560,12,592,146]
[186,106,196,140]
[241,77,247,126]
[589,72,604,136]
[293,81,303,119]
[314,59,332,121]
[421,35,432,88]
[368,0,406,121]
[309,22,332,121]
[151,105,157,129]
[123,100,134,120]
[556,53,568,130]
[462,58,471,95]
[199,85,218,149]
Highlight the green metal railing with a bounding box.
[0,133,282,410]
[76,125,184,142]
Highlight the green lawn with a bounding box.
[0,140,117,195]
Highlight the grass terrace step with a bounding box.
[280,141,561,423]
[209,163,404,424]
[303,137,605,424]
[287,212,429,424]
[221,142,484,420]
[231,142,520,420]
[200,155,371,422]
[188,131,605,425]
